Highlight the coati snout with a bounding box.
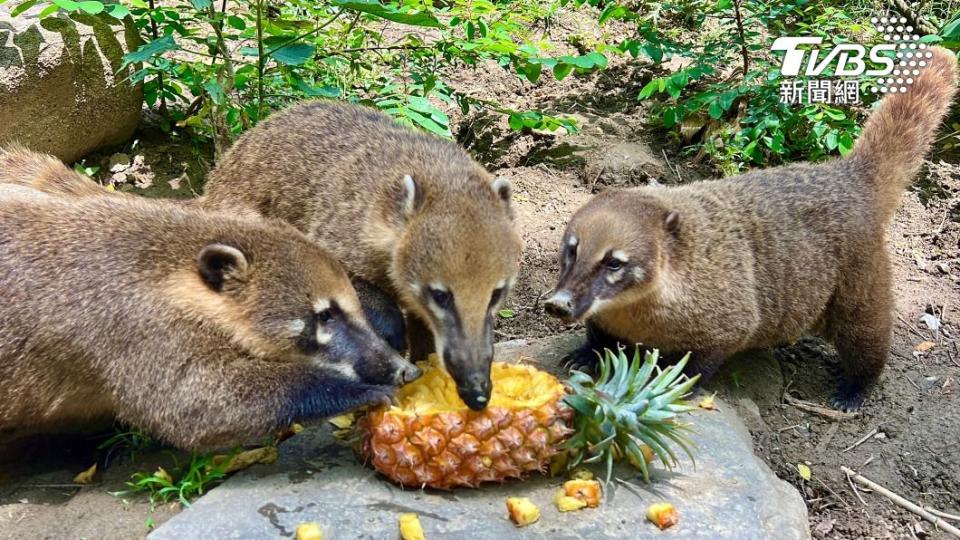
[545,197,677,323]
[394,184,520,411]
[190,241,420,387]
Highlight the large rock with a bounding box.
[583,141,666,188]
[151,336,809,540]
[0,5,142,162]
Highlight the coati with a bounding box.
[0,151,421,449]
[201,102,522,411]
[544,47,959,411]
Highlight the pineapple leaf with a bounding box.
[563,347,699,484]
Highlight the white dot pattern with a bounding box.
[870,16,926,96]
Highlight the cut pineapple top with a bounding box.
[391,355,567,415]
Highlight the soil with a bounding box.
[3,17,960,540]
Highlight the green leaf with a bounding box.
[598,3,623,24]
[76,0,104,14]
[188,0,210,9]
[38,3,59,17]
[226,15,246,30]
[331,0,441,28]
[271,43,315,65]
[122,35,179,67]
[717,0,732,8]
[941,15,960,39]
[837,132,854,155]
[498,309,515,318]
[294,80,340,98]
[708,100,723,120]
[824,131,838,150]
[663,108,677,128]
[824,108,845,121]
[52,0,79,10]
[404,108,450,137]
[584,51,608,69]
[522,62,542,84]
[642,43,663,63]
[106,3,129,18]
[638,79,658,100]
[553,62,573,80]
[10,0,38,16]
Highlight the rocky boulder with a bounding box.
[0,4,142,162]
[151,335,810,540]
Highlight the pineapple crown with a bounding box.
[562,347,699,484]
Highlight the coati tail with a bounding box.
[0,145,105,197]
[850,46,958,219]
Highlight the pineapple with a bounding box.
[646,502,679,529]
[506,497,540,526]
[357,348,697,489]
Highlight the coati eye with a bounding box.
[605,258,624,271]
[316,309,333,323]
[429,288,453,309]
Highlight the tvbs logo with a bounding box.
[773,17,932,104]
[772,37,896,77]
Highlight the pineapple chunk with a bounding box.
[554,489,588,512]
[646,502,679,530]
[399,513,426,540]
[563,479,602,507]
[72,463,97,485]
[506,497,540,527]
[328,413,355,429]
[627,444,655,470]
[295,522,323,540]
[569,468,594,481]
[698,392,717,410]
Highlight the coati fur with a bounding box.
[544,47,959,411]
[0,144,110,198]
[0,151,420,449]
[201,101,522,410]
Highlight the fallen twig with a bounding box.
[815,477,851,509]
[784,395,858,421]
[661,149,682,183]
[841,466,960,538]
[899,315,931,341]
[842,427,879,453]
[844,469,868,506]
[924,507,960,522]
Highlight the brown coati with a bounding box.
[544,47,958,411]
[201,102,522,410]
[0,154,421,449]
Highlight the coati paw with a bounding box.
[358,385,395,408]
[563,346,602,374]
[830,380,870,412]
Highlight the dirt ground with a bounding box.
[3,26,960,540]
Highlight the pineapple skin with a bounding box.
[359,400,573,489]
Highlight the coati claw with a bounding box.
[830,380,869,413]
[563,346,601,374]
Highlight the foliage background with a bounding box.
[4,0,958,171]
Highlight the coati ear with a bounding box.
[664,210,681,235]
[197,243,249,291]
[390,174,423,220]
[490,176,512,202]
[490,176,513,216]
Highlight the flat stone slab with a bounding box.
[151,337,809,540]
